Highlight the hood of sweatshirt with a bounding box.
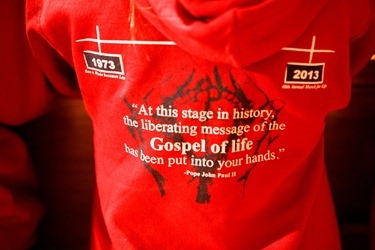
[135,0,328,67]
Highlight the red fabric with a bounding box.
[24,0,375,249]
[0,0,54,126]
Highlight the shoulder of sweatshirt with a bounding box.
[26,0,82,98]
[26,0,132,60]
[26,0,374,50]
[26,0,374,73]
[345,0,375,76]
[347,0,374,39]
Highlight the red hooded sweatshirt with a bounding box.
[23,0,375,249]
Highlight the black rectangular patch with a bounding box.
[285,63,324,84]
[84,51,124,74]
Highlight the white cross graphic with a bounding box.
[76,25,176,54]
[282,36,335,64]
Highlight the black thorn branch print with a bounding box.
[122,66,285,203]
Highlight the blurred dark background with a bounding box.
[325,60,375,250]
